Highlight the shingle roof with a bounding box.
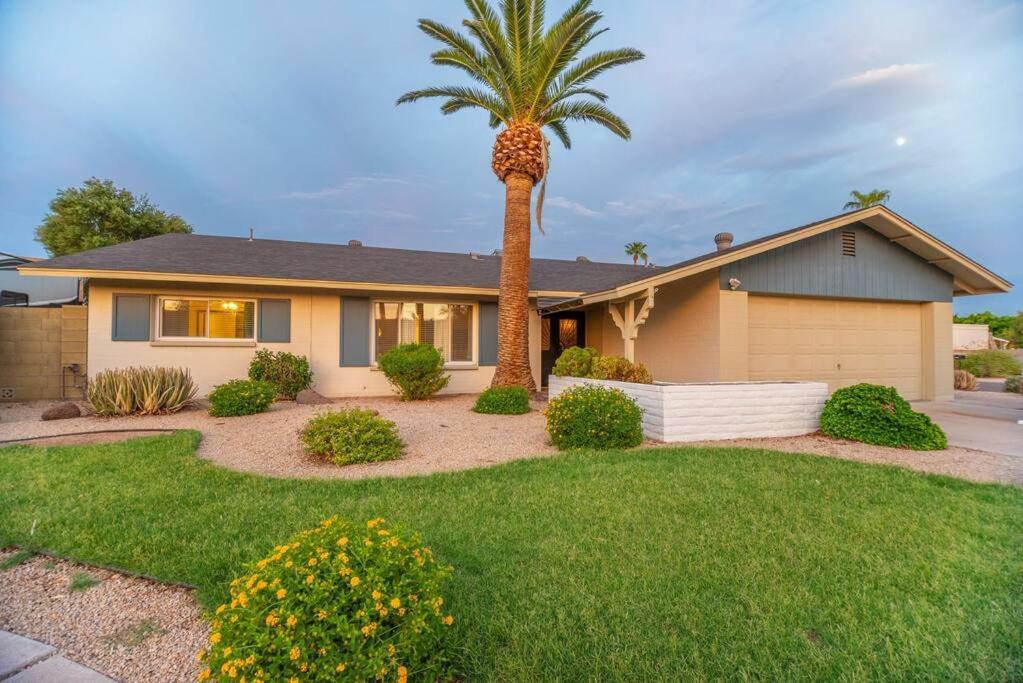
[25,232,658,294]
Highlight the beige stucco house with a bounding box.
[19,206,1011,401]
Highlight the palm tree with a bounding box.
[625,241,648,265]
[843,189,891,210]
[397,0,643,390]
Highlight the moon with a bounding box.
[895,136,907,147]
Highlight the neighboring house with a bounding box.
[0,251,80,306]
[19,206,1011,400]
[953,323,1009,351]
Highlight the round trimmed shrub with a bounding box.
[208,379,276,417]
[953,369,977,391]
[378,344,450,400]
[248,349,313,400]
[1005,375,1022,394]
[301,409,404,465]
[546,384,643,450]
[957,350,1022,378]
[198,516,455,682]
[820,383,947,450]
[473,386,531,414]
[551,346,598,378]
[588,356,653,384]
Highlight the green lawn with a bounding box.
[1,432,1021,680]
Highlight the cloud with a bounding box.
[546,196,600,217]
[831,63,934,89]
[334,207,417,220]
[719,144,856,172]
[285,174,420,200]
[605,193,710,217]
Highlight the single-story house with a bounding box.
[18,206,1011,400]
[1,251,81,307]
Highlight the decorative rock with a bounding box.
[295,389,331,405]
[41,402,82,421]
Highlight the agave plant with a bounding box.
[398,0,643,389]
[88,367,197,416]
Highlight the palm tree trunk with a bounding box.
[492,171,537,390]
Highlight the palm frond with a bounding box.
[546,120,571,148]
[464,0,520,113]
[397,86,510,123]
[545,100,631,138]
[501,0,530,93]
[527,4,602,116]
[551,48,644,98]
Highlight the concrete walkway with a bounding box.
[916,390,1023,458]
[0,631,111,682]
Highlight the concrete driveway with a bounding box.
[916,390,1023,458]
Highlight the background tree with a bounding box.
[843,188,891,211]
[35,178,191,257]
[397,0,643,390]
[625,241,648,265]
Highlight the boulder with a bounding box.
[41,402,82,421]
[295,389,331,405]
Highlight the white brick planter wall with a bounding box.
[548,376,829,443]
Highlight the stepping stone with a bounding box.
[0,631,53,679]
[7,655,113,682]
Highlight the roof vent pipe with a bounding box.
[491,249,502,256]
[248,227,254,241]
[576,256,590,262]
[348,240,362,248]
[469,252,481,260]
[713,232,734,251]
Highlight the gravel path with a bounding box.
[0,549,206,683]
[0,395,556,479]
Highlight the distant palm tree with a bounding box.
[844,189,891,210]
[625,241,648,265]
[397,0,643,390]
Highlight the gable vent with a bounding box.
[841,231,856,257]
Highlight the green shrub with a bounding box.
[473,386,531,414]
[588,356,653,384]
[198,516,455,682]
[546,384,643,450]
[377,344,450,400]
[248,349,312,400]
[820,384,947,450]
[88,367,197,416]
[551,346,598,378]
[1004,375,1022,394]
[957,350,1022,378]
[301,409,404,465]
[207,379,276,417]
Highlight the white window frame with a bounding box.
[370,300,478,368]
[156,295,258,342]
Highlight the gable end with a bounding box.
[720,222,953,302]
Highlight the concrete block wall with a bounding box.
[0,305,87,401]
[549,375,828,443]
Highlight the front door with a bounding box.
[540,311,586,387]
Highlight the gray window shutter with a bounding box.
[479,301,498,366]
[258,299,291,342]
[340,297,371,366]
[112,294,151,341]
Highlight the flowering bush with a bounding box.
[377,344,450,400]
[472,386,531,414]
[207,379,276,417]
[820,383,947,450]
[198,516,455,682]
[551,346,598,378]
[546,384,643,450]
[248,349,313,400]
[588,356,653,384]
[301,409,404,465]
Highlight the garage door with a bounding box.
[748,296,922,399]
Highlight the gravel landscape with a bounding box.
[0,549,206,683]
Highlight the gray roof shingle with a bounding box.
[26,233,658,293]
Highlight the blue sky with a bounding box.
[1,0,1020,313]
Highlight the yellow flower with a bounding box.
[307,557,317,566]
[209,632,222,644]
[198,668,211,681]
[372,590,382,600]
[397,665,409,683]
[228,666,237,678]
[387,644,396,656]
[305,575,314,585]
[286,615,298,628]
[284,560,293,568]
[288,678,299,683]
[289,647,301,661]
[215,604,226,615]
[237,592,248,608]
[443,615,454,625]
[317,610,328,620]
[223,647,233,658]
[349,576,361,587]
[276,588,287,599]
[336,536,349,547]
[364,539,374,547]
[265,612,279,627]
[390,598,401,609]
[335,663,347,673]
[256,580,267,591]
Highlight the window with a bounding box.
[373,302,474,364]
[158,297,255,340]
